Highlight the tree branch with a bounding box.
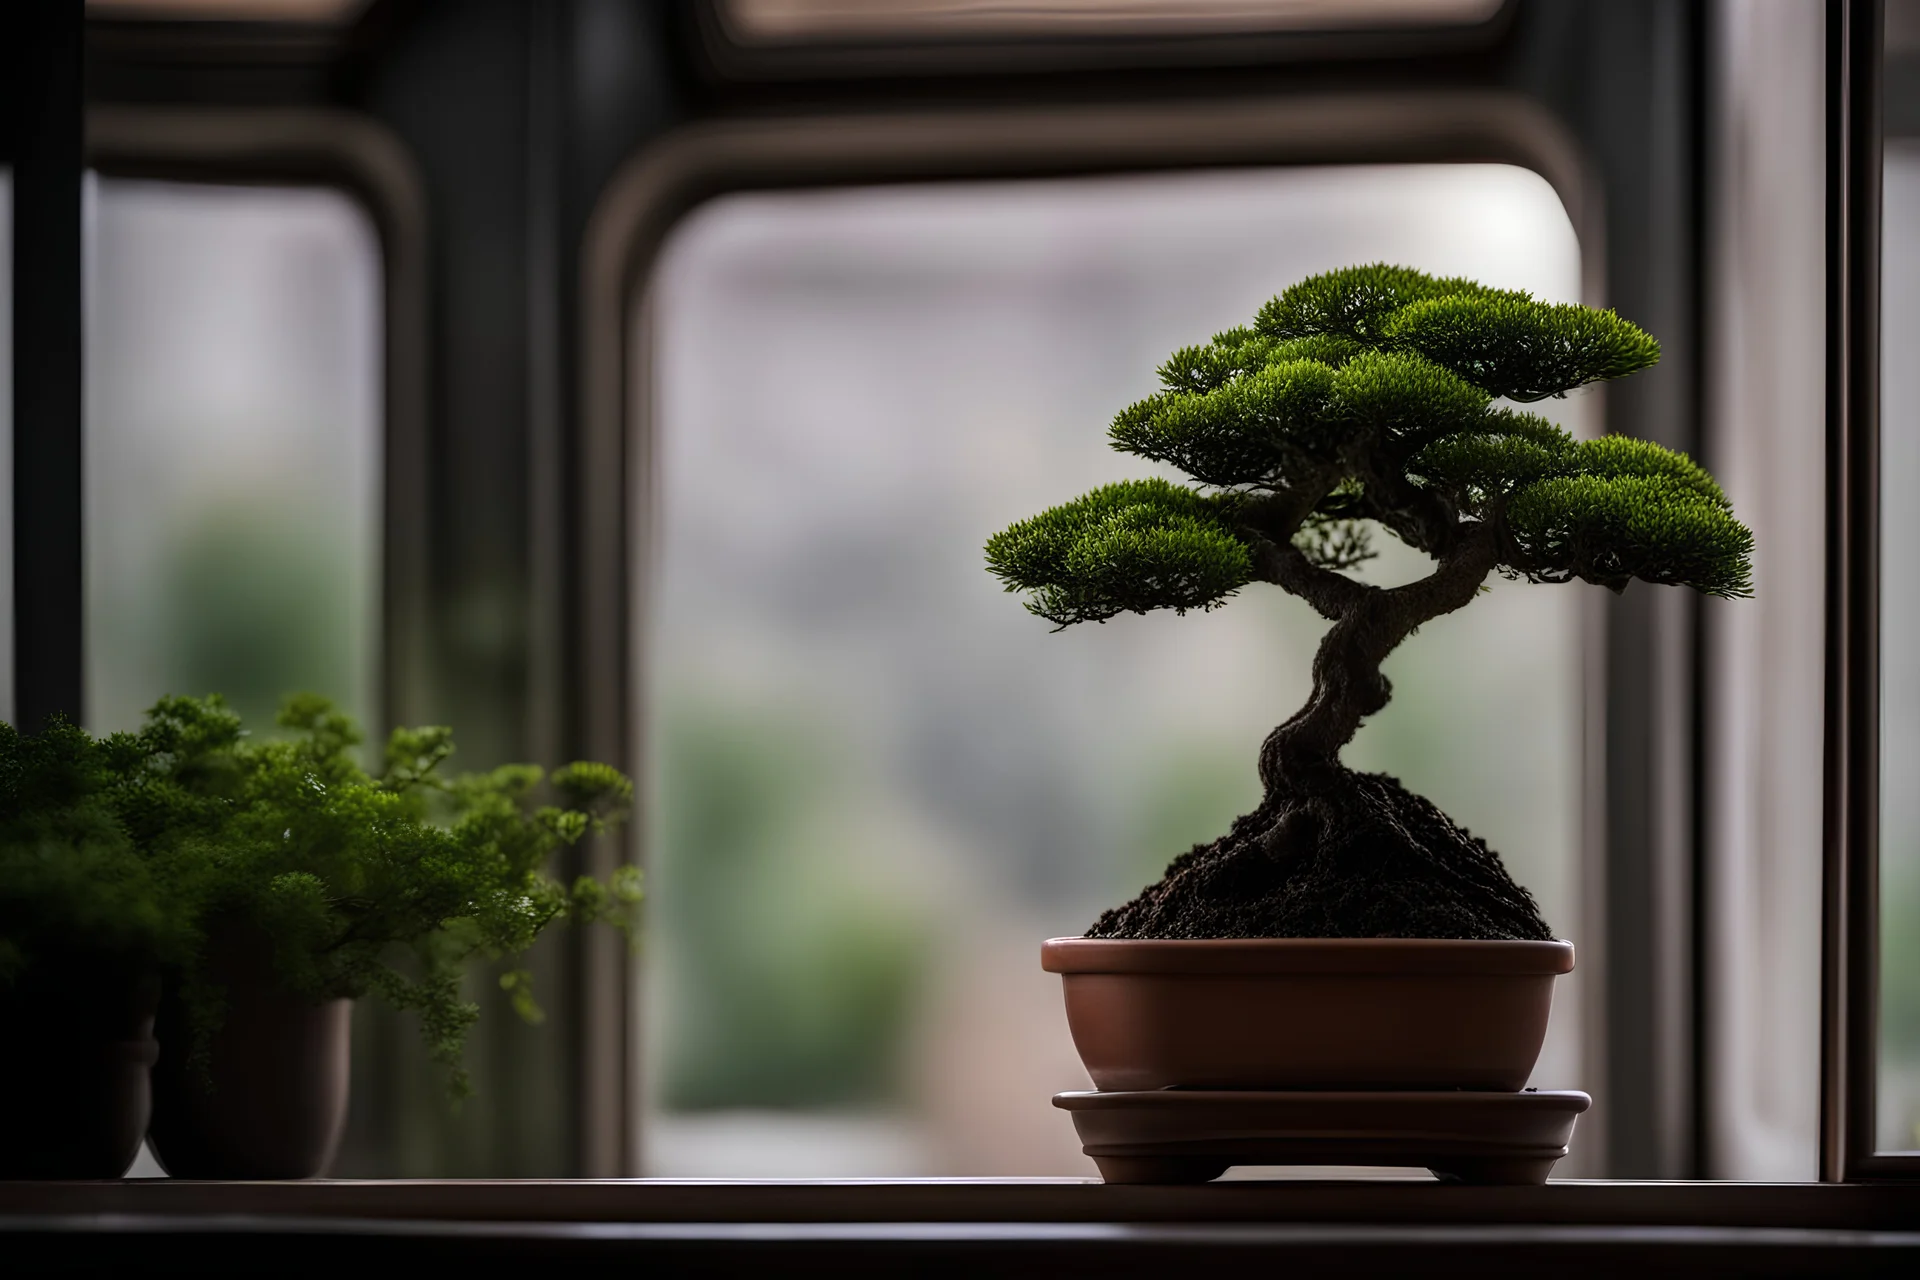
[1258,519,1497,788]
[1384,519,1499,630]
[1249,538,1374,620]
[1237,471,1376,620]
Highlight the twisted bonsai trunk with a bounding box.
[1252,521,1500,793]
[1088,504,1549,939]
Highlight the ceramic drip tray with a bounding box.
[1054,1088,1591,1185]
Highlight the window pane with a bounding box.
[84,178,380,737]
[1880,142,1920,1155]
[642,166,1590,1176]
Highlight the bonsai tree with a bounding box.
[986,264,1753,940]
[100,694,640,1096]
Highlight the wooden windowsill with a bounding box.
[1,1177,1917,1229]
[7,1181,1918,1273]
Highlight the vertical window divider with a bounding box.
[8,1,86,733]
[1823,0,1920,1182]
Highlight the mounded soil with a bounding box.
[1088,766,1554,941]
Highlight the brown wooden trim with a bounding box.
[687,0,1521,83]
[84,105,433,741]
[1,1177,1918,1229]
[1824,0,1920,1180]
[1824,0,1857,1187]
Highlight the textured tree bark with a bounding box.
[1257,525,1498,795]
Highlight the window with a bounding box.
[5,173,381,734]
[640,163,1593,1177]
[83,178,381,737]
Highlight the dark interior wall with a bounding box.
[364,0,534,770]
[346,0,556,1176]
[66,0,1703,1177]
[7,2,87,737]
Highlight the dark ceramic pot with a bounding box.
[0,960,160,1179]
[148,931,350,1180]
[1042,937,1574,1092]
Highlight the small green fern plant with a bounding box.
[0,716,195,997]
[3,694,641,1098]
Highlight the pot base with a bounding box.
[1053,1088,1590,1185]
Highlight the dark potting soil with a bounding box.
[1087,766,1554,941]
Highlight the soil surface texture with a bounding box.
[1088,767,1554,940]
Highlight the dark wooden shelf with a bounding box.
[5,1180,1918,1275]
[2,1176,1917,1227]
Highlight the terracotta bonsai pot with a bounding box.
[149,930,351,1180]
[1042,937,1574,1092]
[0,961,160,1179]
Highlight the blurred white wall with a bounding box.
[1701,0,1826,1181]
[82,178,381,737]
[4,175,379,738]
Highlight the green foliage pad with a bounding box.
[987,263,1754,633]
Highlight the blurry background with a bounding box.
[83,178,381,738]
[0,0,1863,1179]
[642,165,1590,1175]
[1884,138,1920,1152]
[0,174,381,739]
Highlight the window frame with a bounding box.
[580,92,1604,1178]
[32,0,1905,1201]
[82,104,430,743]
[686,0,1521,82]
[1827,0,1920,1181]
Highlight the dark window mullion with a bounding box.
[8,0,85,732]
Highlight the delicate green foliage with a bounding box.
[1408,411,1577,510]
[1385,292,1661,402]
[1254,263,1491,344]
[0,717,197,987]
[1565,434,1731,505]
[984,478,1252,626]
[1114,359,1339,486]
[989,262,1755,632]
[1327,349,1490,447]
[1155,328,1360,395]
[1,695,641,1099]
[1508,474,1755,598]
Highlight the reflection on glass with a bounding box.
[1881,143,1920,1154]
[643,165,1591,1176]
[83,178,381,737]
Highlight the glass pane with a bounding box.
[1882,134,1920,1154]
[643,165,1591,1176]
[84,178,381,737]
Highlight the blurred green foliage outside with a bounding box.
[653,700,929,1110]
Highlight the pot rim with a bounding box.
[1041,936,1574,975]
